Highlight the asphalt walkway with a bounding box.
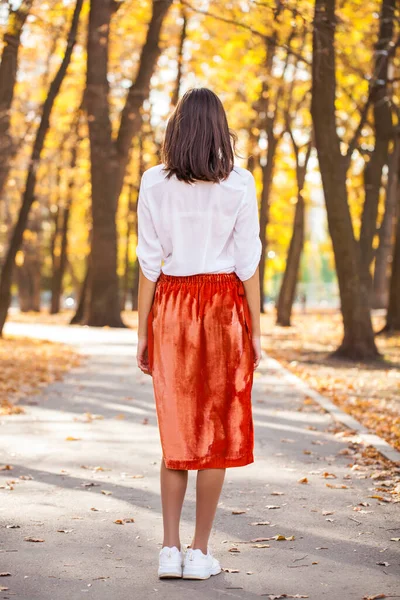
[1,323,399,600]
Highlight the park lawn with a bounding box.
[260,310,400,454]
[0,335,81,414]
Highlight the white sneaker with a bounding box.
[182,547,222,580]
[158,546,183,579]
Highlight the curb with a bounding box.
[261,355,400,466]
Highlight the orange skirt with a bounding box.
[147,272,255,470]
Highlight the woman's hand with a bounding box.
[137,335,151,375]
[252,334,261,370]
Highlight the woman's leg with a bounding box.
[190,468,226,554]
[160,459,188,549]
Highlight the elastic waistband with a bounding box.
[158,271,240,284]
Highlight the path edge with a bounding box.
[263,355,400,466]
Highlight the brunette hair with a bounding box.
[160,87,238,184]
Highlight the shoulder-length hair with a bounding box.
[160,87,238,184]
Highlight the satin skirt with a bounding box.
[147,271,255,470]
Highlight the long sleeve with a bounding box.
[136,173,163,282]
[233,172,262,281]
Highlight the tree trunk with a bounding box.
[85,0,172,327]
[373,134,399,308]
[0,1,33,201]
[120,183,135,311]
[50,203,71,314]
[311,0,378,360]
[384,192,400,332]
[50,143,77,314]
[70,261,91,325]
[257,4,291,312]
[49,165,62,311]
[259,131,278,313]
[86,0,124,327]
[170,5,187,108]
[358,0,395,296]
[276,195,304,326]
[16,242,41,312]
[113,0,173,204]
[132,133,145,312]
[0,0,83,336]
[276,149,310,327]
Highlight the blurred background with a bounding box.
[0,0,398,358]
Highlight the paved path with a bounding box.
[1,323,399,600]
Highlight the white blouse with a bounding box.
[135,163,262,282]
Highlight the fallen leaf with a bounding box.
[251,521,270,526]
[376,562,390,566]
[322,472,337,479]
[252,544,270,548]
[0,465,13,471]
[274,534,295,541]
[222,568,239,573]
[264,595,309,599]
[297,477,308,484]
[322,511,334,516]
[57,529,73,534]
[0,573,11,577]
[65,436,81,442]
[90,507,99,511]
[251,537,271,543]
[114,518,135,525]
[24,537,44,542]
[270,491,284,496]
[228,547,240,553]
[0,587,9,592]
[232,510,246,515]
[390,538,400,542]
[101,490,112,496]
[326,483,349,489]
[6,524,20,529]
[266,505,281,509]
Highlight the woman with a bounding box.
[135,87,262,581]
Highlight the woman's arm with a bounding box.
[137,267,157,375]
[242,266,262,369]
[233,172,263,370]
[135,171,162,376]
